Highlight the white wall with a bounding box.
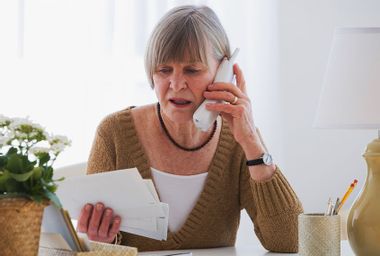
[232,0,281,246]
[238,3,380,243]
[276,0,380,213]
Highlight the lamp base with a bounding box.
[347,138,380,256]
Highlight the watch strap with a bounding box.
[246,158,264,166]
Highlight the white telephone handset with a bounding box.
[193,48,240,131]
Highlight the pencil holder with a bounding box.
[298,213,340,256]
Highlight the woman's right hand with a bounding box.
[77,202,121,243]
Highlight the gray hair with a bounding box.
[145,5,231,88]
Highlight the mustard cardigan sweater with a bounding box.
[86,107,303,252]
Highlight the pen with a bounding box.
[332,197,340,215]
[329,199,336,216]
[325,197,332,216]
[337,179,358,213]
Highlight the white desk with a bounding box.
[139,241,354,256]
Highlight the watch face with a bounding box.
[263,153,273,165]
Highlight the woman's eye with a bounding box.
[158,68,171,74]
[185,69,200,74]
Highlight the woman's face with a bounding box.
[153,54,219,124]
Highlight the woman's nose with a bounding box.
[169,73,187,91]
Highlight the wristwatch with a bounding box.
[246,153,273,166]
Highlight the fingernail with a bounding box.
[96,204,103,211]
[114,218,120,224]
[85,204,92,211]
[105,209,112,216]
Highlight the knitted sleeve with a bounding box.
[86,116,117,174]
[239,158,303,252]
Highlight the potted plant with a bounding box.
[0,115,70,256]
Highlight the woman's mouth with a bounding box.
[169,98,192,106]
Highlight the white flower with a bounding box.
[30,146,51,155]
[49,135,71,146]
[0,114,11,126]
[0,132,14,147]
[2,116,70,156]
[9,117,43,132]
[50,143,66,154]
[8,117,46,141]
[0,135,9,146]
[42,130,49,139]
[9,117,34,130]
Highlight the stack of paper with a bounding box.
[56,168,169,240]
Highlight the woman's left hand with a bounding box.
[204,64,258,149]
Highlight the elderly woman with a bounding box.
[77,5,303,253]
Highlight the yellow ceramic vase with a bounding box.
[347,138,380,256]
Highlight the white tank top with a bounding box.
[151,168,208,233]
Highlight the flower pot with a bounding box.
[0,197,48,256]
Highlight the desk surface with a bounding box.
[139,241,354,256]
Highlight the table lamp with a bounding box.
[314,27,380,255]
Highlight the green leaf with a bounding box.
[45,183,58,193]
[0,156,7,168]
[0,171,11,191]
[5,179,22,193]
[21,181,31,192]
[6,154,23,173]
[0,170,10,180]
[45,190,62,208]
[6,147,18,155]
[6,169,34,182]
[25,159,36,172]
[53,177,65,182]
[30,182,43,195]
[5,153,34,174]
[43,166,54,180]
[31,194,43,203]
[32,167,43,180]
[38,153,50,166]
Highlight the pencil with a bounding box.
[337,179,358,213]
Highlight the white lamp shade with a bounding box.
[314,27,380,129]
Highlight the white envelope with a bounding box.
[124,203,169,240]
[122,203,168,232]
[57,169,156,215]
[117,204,166,219]
[124,217,157,231]
[144,179,160,202]
[56,168,169,240]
